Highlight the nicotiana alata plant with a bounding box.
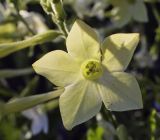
[0,0,145,136]
[33,19,143,130]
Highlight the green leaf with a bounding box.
[0,30,61,58]
[0,68,33,79]
[0,117,21,140]
[3,88,64,115]
[116,124,129,140]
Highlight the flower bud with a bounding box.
[40,0,66,22]
[50,0,66,22]
[40,0,53,15]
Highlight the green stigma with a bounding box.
[81,59,103,80]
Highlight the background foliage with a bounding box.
[0,0,160,140]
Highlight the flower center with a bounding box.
[81,59,103,80]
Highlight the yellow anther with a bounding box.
[81,59,103,80]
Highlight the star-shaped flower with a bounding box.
[33,20,143,130]
[109,0,148,27]
[22,106,48,135]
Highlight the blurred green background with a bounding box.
[0,0,160,140]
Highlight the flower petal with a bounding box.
[66,20,101,61]
[102,33,139,72]
[22,107,48,135]
[98,71,143,111]
[111,7,131,28]
[132,0,148,22]
[60,79,102,130]
[110,1,131,28]
[32,50,80,87]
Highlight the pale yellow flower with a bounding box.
[109,0,148,27]
[33,20,143,130]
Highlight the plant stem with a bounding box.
[3,88,64,114]
[0,30,61,58]
[15,6,35,35]
[107,110,118,127]
[101,107,118,128]
[52,17,69,38]
[151,3,160,26]
[0,68,33,78]
[17,12,35,35]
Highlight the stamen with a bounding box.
[81,59,103,80]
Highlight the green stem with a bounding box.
[0,88,17,97]
[50,0,69,38]
[107,110,118,127]
[0,30,61,58]
[111,113,117,127]
[101,107,118,128]
[58,21,68,38]
[151,4,160,25]
[20,76,39,97]
[53,17,69,38]
[15,6,35,35]
[3,88,64,114]
[0,68,33,78]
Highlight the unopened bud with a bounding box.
[40,0,52,15]
[50,0,66,22]
[40,0,66,22]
